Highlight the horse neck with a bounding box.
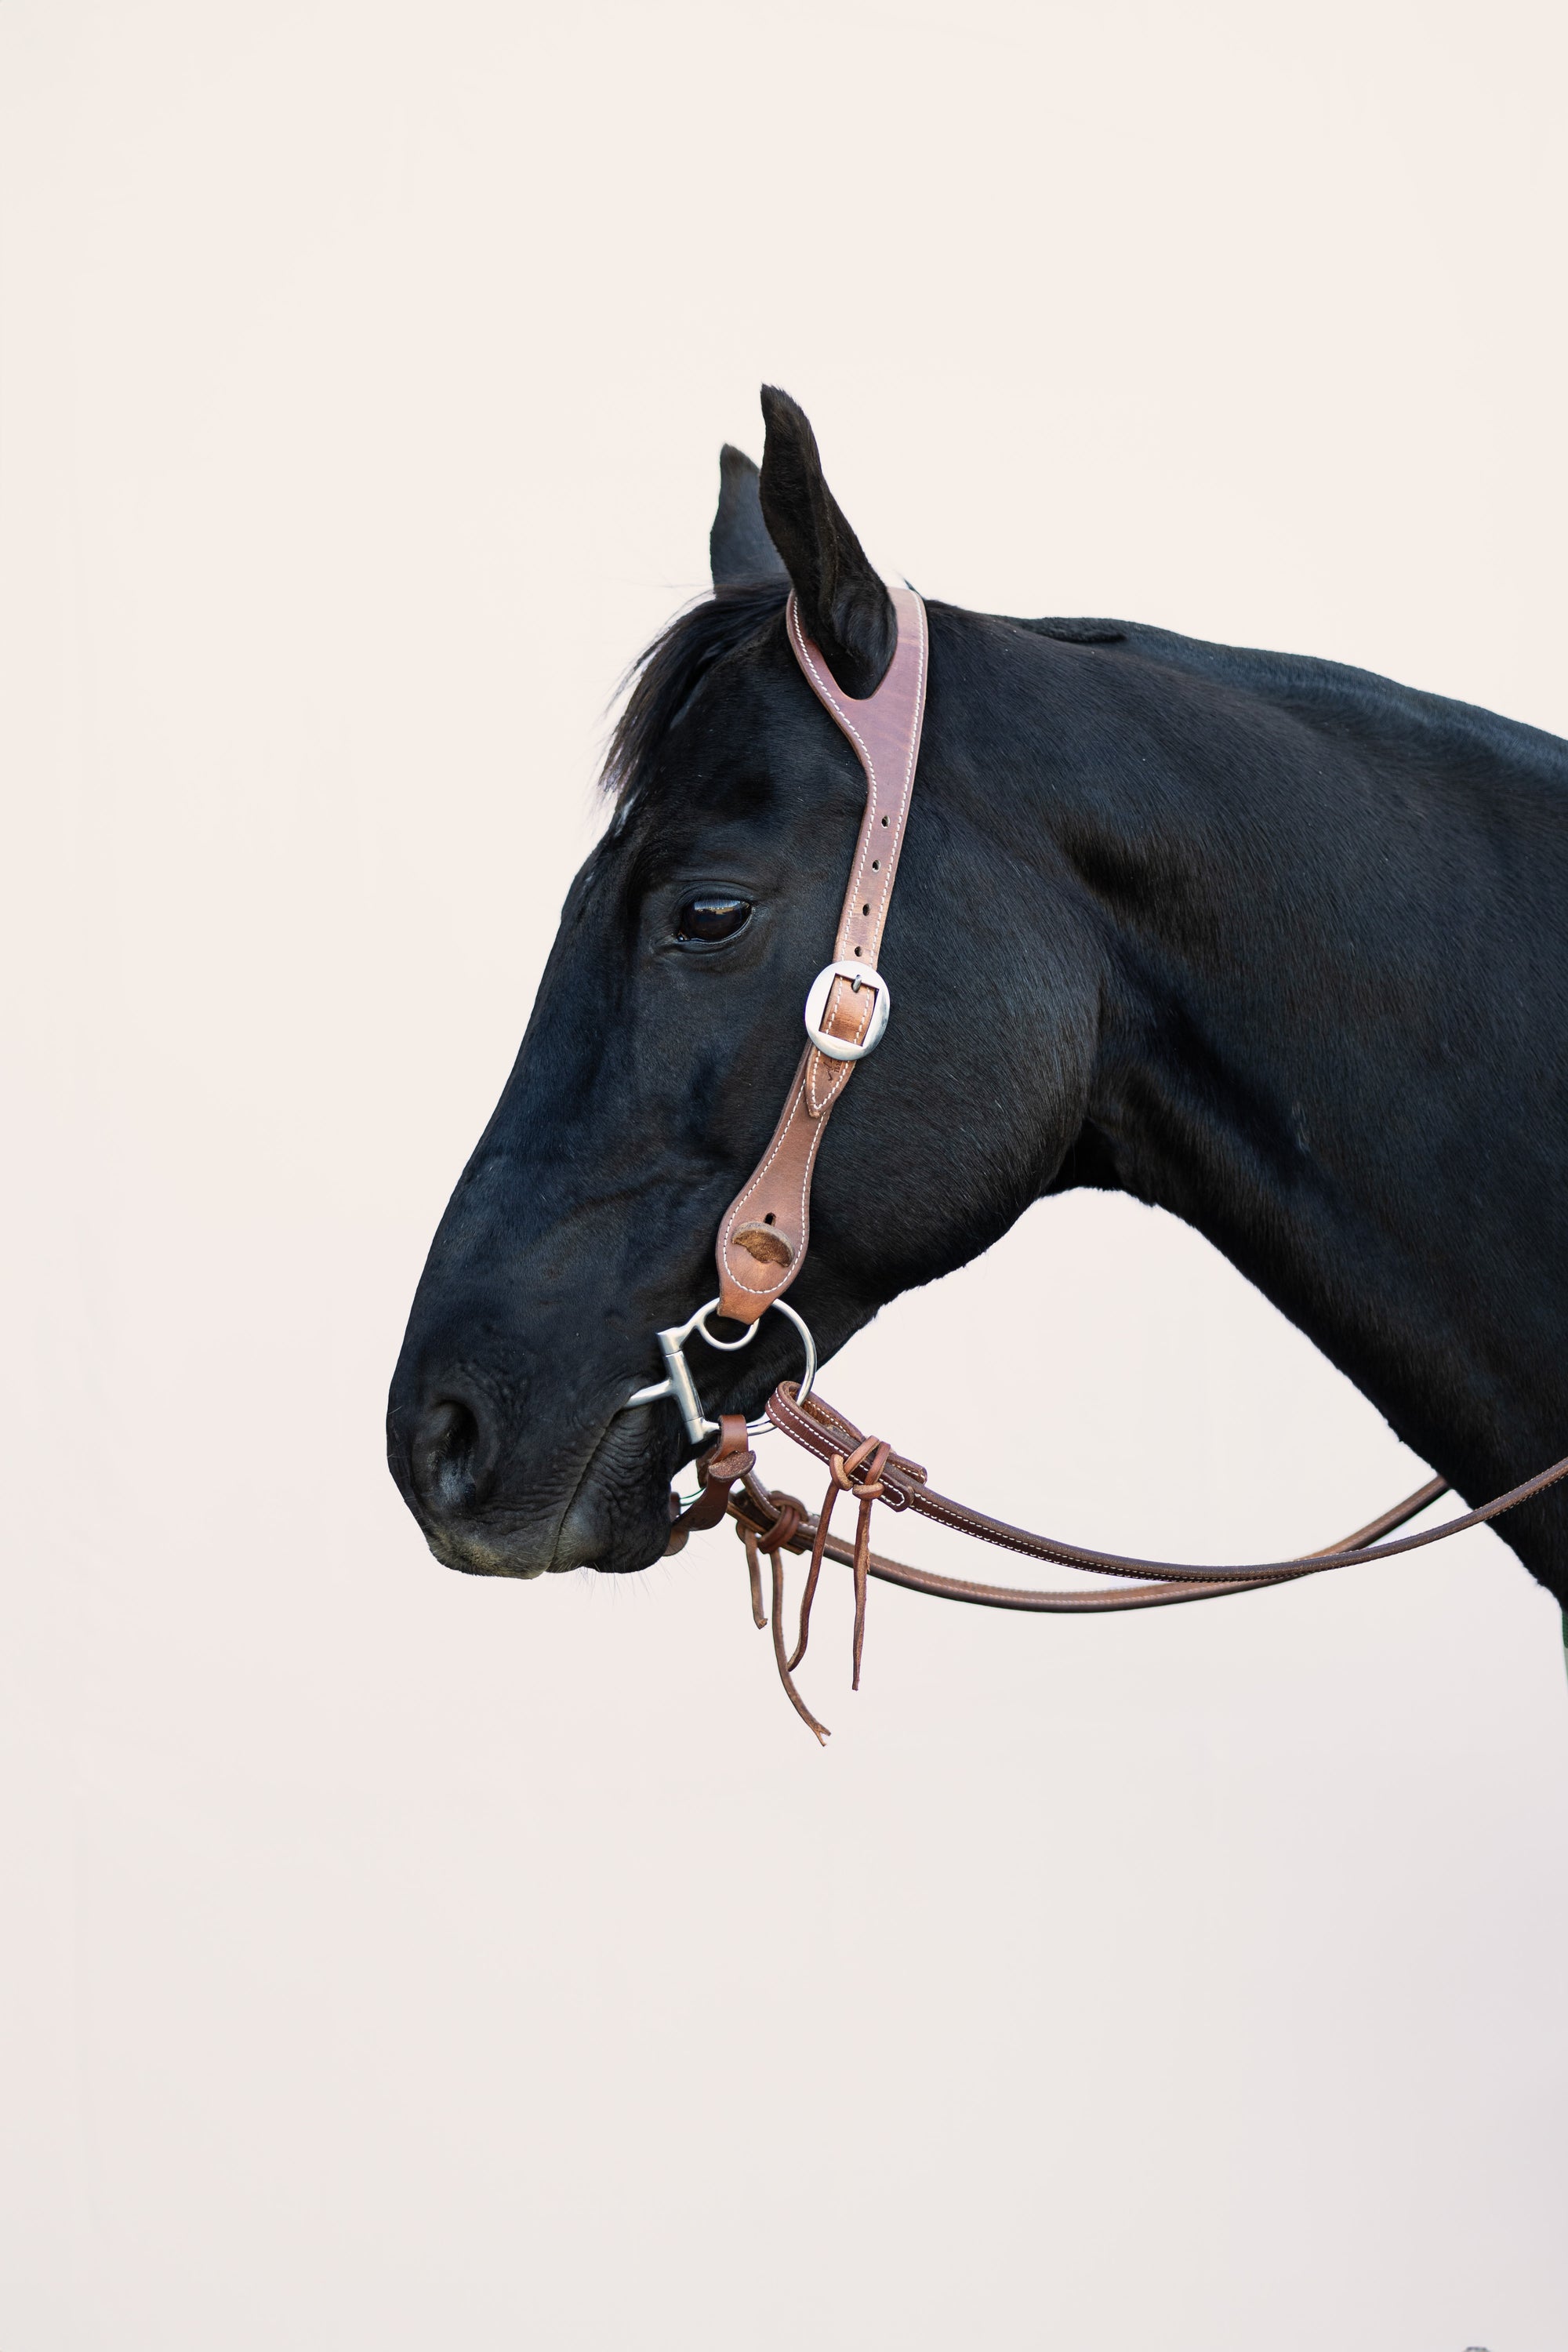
[1017,626,1568,1574]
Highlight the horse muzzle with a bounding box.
[390,1371,680,1580]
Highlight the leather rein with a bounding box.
[626,584,1568,1740]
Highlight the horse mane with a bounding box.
[601,580,791,811]
[600,589,1123,815]
[606,588,1568,837]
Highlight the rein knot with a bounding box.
[752,1493,805,1551]
[831,1436,891,1501]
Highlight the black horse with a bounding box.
[388,388,1568,1620]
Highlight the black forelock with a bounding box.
[601,580,791,811]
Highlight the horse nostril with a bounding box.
[411,1398,485,1520]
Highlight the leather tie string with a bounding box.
[730,1432,897,1740]
[829,1436,891,1691]
[735,1491,827,1743]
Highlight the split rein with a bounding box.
[663,1381,1568,1743]
[620,582,1568,1739]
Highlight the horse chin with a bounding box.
[418,1406,673,1581]
[420,1523,556,1580]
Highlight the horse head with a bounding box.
[387,389,1101,1577]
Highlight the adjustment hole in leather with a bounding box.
[862,903,869,916]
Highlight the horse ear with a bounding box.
[758,386,897,698]
[710,445,787,587]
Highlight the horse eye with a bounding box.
[674,893,753,944]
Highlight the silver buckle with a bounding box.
[803,959,891,1062]
[621,1296,817,1454]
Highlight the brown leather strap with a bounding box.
[760,1382,1568,1597]
[716,586,928,1322]
[765,1384,1568,1590]
[662,1413,754,1555]
[716,1386,1568,1737]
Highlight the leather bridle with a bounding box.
[623,584,1568,1740]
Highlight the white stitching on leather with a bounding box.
[787,590,925,967]
[720,1072,824,1295]
[789,599,884,946]
[788,595,879,790]
[805,1042,854,1120]
[720,590,926,1305]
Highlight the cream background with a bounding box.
[4,5,1567,2347]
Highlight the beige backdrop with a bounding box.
[4,5,1567,2347]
